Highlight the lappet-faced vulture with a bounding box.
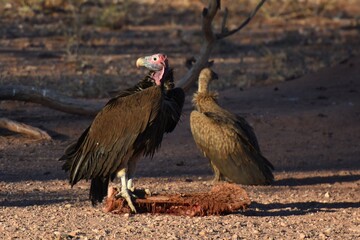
[190,68,274,185]
[60,54,185,212]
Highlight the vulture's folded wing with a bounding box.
[61,87,162,185]
[163,87,185,133]
[206,111,274,171]
[190,111,273,185]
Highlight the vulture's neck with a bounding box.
[192,91,219,113]
[109,66,172,101]
[110,68,173,99]
[163,68,175,91]
[146,68,174,91]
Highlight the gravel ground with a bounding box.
[1,57,360,239]
[1,171,359,239]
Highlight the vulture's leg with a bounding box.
[126,156,138,193]
[211,163,223,183]
[127,178,134,192]
[127,157,152,196]
[115,169,137,213]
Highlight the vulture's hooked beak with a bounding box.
[136,57,145,68]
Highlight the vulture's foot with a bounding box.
[114,186,137,198]
[128,186,135,193]
[116,189,137,213]
[144,188,152,196]
[212,178,221,184]
[212,175,227,184]
[211,165,224,183]
[127,178,135,192]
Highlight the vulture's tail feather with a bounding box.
[90,177,109,206]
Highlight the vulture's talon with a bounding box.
[130,191,138,199]
[116,189,137,213]
[128,186,135,193]
[212,178,221,184]
[212,173,225,184]
[144,188,152,196]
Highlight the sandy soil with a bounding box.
[1,1,360,239]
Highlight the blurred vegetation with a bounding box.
[0,0,359,97]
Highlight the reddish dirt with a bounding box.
[1,1,360,239]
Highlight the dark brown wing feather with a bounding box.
[163,87,185,133]
[108,77,155,98]
[107,69,184,134]
[89,176,109,205]
[190,110,274,185]
[61,86,163,186]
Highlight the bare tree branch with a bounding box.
[0,117,52,140]
[177,0,267,92]
[216,0,267,39]
[0,85,102,116]
[220,7,229,34]
[177,0,220,91]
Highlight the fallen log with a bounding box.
[0,85,102,116]
[0,117,52,140]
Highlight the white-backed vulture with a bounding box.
[190,68,274,185]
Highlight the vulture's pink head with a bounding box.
[136,53,168,86]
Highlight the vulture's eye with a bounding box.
[153,57,157,61]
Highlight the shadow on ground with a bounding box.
[275,174,360,186]
[245,201,360,217]
[0,190,85,207]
